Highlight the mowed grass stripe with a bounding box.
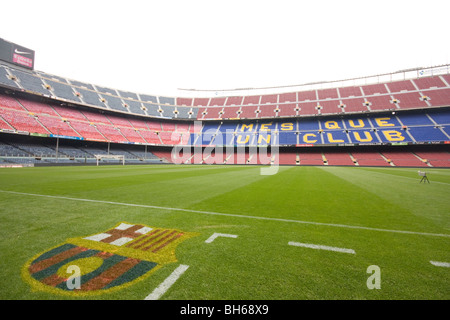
[187,166,449,234]
[1,165,266,209]
[1,165,448,238]
[1,189,449,238]
[319,166,450,230]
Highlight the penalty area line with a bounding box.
[1,189,449,238]
[288,241,356,254]
[144,264,189,300]
[430,261,450,268]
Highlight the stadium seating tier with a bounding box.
[0,64,449,167]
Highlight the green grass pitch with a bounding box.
[0,164,449,300]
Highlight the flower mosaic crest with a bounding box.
[22,222,198,296]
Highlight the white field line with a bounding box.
[205,233,238,243]
[1,189,449,238]
[144,264,189,300]
[430,261,450,268]
[288,241,356,254]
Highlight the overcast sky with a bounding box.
[1,0,449,96]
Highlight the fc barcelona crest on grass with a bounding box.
[22,222,198,296]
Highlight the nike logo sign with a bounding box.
[14,49,31,55]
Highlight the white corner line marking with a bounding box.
[430,261,450,268]
[288,241,356,254]
[205,233,238,243]
[144,264,189,300]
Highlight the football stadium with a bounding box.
[0,31,449,307]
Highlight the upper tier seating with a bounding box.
[1,63,449,121]
[0,93,189,145]
[1,92,448,148]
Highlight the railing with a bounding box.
[177,64,450,98]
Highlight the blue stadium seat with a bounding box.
[408,126,449,142]
[397,113,434,126]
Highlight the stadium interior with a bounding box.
[0,60,449,168]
